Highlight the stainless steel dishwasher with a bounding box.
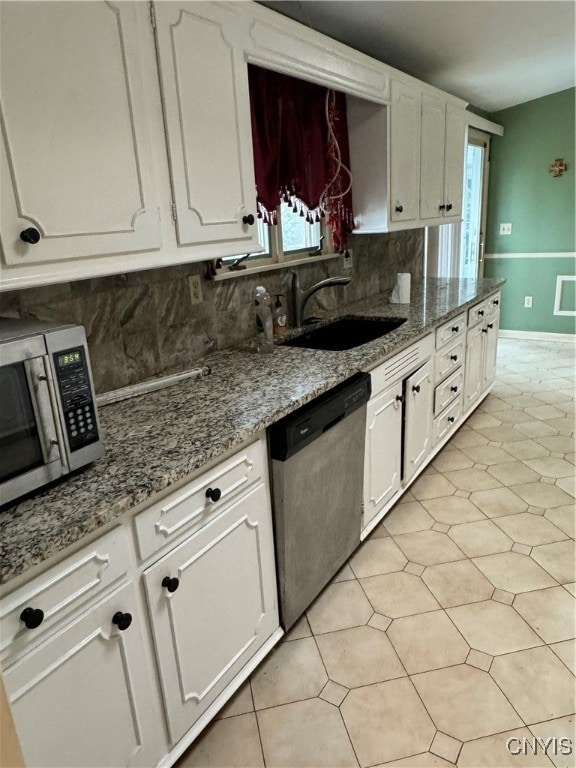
[268,372,371,630]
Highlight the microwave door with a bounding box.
[0,356,65,504]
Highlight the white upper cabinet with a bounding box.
[443,104,467,220]
[0,2,161,267]
[420,97,466,223]
[389,80,421,224]
[153,2,261,255]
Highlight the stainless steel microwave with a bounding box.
[0,319,103,506]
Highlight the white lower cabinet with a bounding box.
[403,360,434,483]
[464,295,501,410]
[2,581,166,768]
[362,335,434,532]
[1,437,280,767]
[364,382,403,528]
[143,481,278,743]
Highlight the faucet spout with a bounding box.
[291,271,351,327]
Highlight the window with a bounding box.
[221,205,323,268]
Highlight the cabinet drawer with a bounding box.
[487,292,501,315]
[434,368,464,415]
[0,527,130,660]
[468,300,488,328]
[435,340,464,383]
[433,395,463,446]
[369,334,434,396]
[134,438,266,561]
[435,313,466,349]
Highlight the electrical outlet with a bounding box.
[342,248,354,272]
[499,223,512,235]
[189,275,203,305]
[524,296,533,308]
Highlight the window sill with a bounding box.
[212,252,340,281]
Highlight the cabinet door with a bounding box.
[404,360,433,482]
[144,482,278,743]
[389,80,421,223]
[419,94,446,221]
[364,382,403,530]
[464,322,485,410]
[443,104,466,220]
[482,316,499,390]
[3,583,166,768]
[154,2,260,254]
[0,2,161,266]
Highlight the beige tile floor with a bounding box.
[178,338,575,768]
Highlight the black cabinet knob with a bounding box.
[162,576,180,593]
[452,326,459,333]
[482,328,488,334]
[450,354,458,361]
[205,487,221,502]
[478,310,485,316]
[493,300,499,306]
[446,203,453,211]
[412,384,421,394]
[396,394,404,403]
[242,214,255,225]
[487,323,494,329]
[112,612,132,631]
[20,227,41,244]
[451,385,458,392]
[395,205,404,213]
[448,416,455,423]
[439,204,446,211]
[20,607,44,630]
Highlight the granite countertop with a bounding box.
[0,277,504,587]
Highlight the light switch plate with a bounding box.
[499,223,512,235]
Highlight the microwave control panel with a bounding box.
[53,347,99,451]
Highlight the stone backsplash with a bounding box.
[0,229,424,393]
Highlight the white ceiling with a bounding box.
[258,1,576,112]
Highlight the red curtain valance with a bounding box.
[248,64,354,252]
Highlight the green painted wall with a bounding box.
[484,88,575,334]
[486,257,575,334]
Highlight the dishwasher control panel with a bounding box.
[268,372,371,460]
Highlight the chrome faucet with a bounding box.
[291,270,351,327]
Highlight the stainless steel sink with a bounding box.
[280,316,407,351]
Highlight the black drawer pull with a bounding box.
[412,384,421,394]
[493,299,499,306]
[487,323,494,329]
[206,487,222,502]
[448,416,455,423]
[451,385,458,392]
[20,607,44,630]
[396,394,404,403]
[452,326,459,333]
[112,612,132,631]
[162,576,180,593]
[478,310,484,316]
[395,205,403,213]
[450,354,458,362]
[439,204,446,211]
[242,214,255,226]
[20,227,41,244]
[482,328,489,334]
[446,203,453,212]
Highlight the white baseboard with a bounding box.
[499,330,576,342]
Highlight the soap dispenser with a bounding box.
[255,286,274,353]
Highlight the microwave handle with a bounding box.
[23,357,65,468]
